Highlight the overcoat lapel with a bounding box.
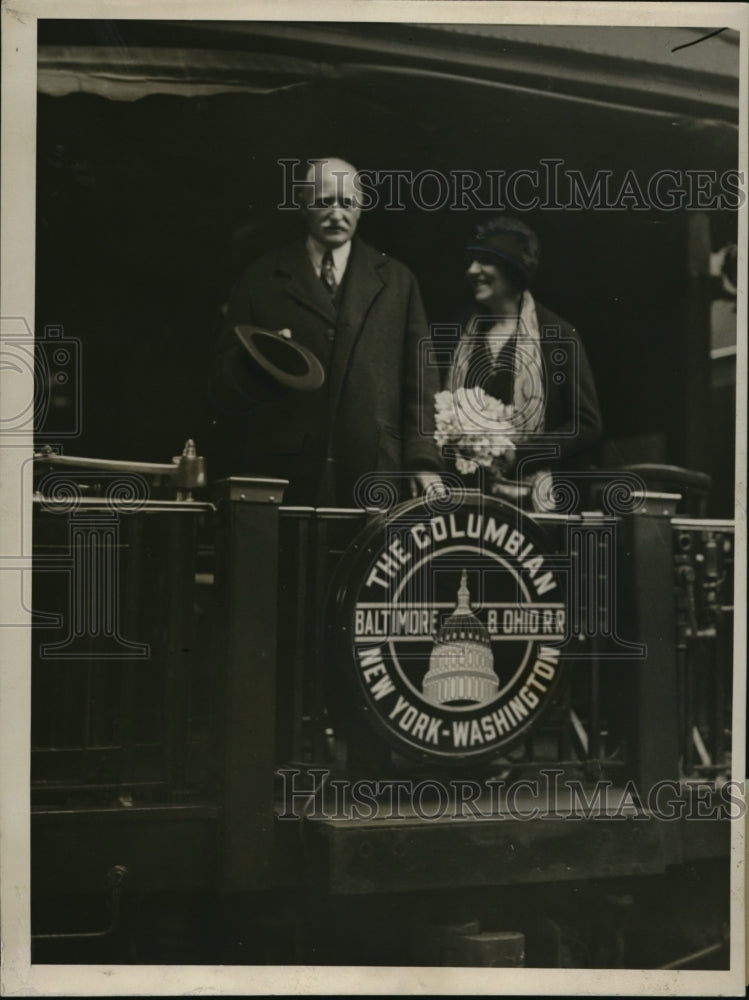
[276,240,337,326]
[327,239,385,420]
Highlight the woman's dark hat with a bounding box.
[234,325,325,393]
[466,216,540,285]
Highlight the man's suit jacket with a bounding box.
[442,301,603,475]
[210,237,442,505]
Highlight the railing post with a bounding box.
[213,476,286,892]
[618,494,681,792]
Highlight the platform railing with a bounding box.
[30,495,214,807]
[29,481,734,880]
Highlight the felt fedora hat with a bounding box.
[234,324,325,397]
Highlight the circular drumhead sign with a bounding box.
[329,493,566,764]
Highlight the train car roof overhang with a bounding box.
[37,21,740,129]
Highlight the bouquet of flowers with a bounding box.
[434,387,518,478]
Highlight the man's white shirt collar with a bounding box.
[306,235,352,281]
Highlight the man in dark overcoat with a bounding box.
[210,157,443,506]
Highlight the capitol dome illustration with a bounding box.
[422,570,499,707]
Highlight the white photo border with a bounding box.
[1,1,746,995]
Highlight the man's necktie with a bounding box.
[321,250,338,297]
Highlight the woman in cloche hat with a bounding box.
[438,216,603,507]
